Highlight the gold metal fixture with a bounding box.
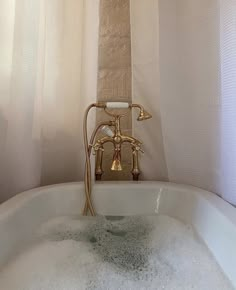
[83,102,152,216]
[132,104,152,121]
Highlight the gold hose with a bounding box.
[83,104,96,216]
[83,120,113,215]
[83,102,113,216]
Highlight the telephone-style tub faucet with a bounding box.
[83,102,152,216]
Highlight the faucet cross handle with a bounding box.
[137,146,144,154]
[132,142,144,154]
[92,144,104,155]
[136,145,144,154]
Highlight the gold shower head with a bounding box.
[131,104,152,121]
[137,109,152,121]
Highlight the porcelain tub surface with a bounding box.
[0,181,235,287]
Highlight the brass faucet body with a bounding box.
[93,114,143,181]
[83,102,151,216]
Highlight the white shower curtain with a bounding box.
[131,0,236,205]
[130,0,168,181]
[2,0,236,206]
[220,0,236,204]
[0,0,99,202]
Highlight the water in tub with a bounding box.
[0,210,233,290]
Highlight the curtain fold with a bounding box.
[0,0,99,202]
[130,0,169,181]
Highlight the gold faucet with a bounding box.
[83,102,152,216]
[94,113,145,181]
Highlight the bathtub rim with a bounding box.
[0,181,235,224]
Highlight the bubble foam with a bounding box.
[0,215,233,290]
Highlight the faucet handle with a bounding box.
[133,143,144,154]
[137,146,144,154]
[92,144,104,155]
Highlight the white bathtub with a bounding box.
[0,181,235,288]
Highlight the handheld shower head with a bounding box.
[131,104,152,121]
[137,109,152,121]
[95,102,152,121]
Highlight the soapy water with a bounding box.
[0,215,233,290]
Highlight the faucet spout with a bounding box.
[111,158,122,171]
[111,146,122,171]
